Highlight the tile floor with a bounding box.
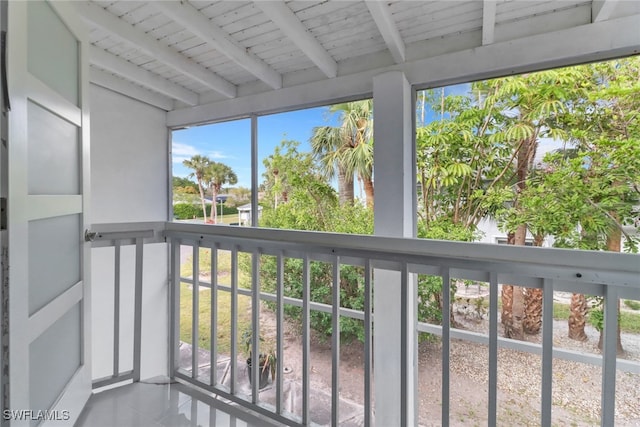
[76,381,283,427]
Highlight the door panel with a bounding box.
[7,1,91,425]
[26,1,78,106]
[28,214,81,315]
[27,101,80,195]
[29,304,81,425]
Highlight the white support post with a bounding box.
[372,71,417,426]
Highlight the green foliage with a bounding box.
[258,257,367,342]
[416,86,517,229]
[173,176,198,192]
[173,203,201,220]
[416,218,477,332]
[500,58,640,251]
[624,300,640,311]
[258,200,373,342]
[254,141,374,341]
[173,203,237,220]
[417,57,640,254]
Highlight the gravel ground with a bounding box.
[435,310,640,426]
[187,286,640,426]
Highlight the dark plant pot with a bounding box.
[246,357,270,389]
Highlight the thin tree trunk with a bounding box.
[501,232,514,330]
[363,176,374,208]
[198,181,207,221]
[597,215,624,354]
[210,187,218,224]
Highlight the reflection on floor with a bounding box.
[76,381,283,427]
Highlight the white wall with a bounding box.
[90,84,169,381]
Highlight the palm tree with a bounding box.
[332,100,374,207]
[207,162,238,224]
[310,100,374,207]
[310,125,354,205]
[182,155,211,221]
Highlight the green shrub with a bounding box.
[173,203,201,219]
[254,201,372,342]
[416,218,476,333]
[624,299,640,311]
[173,203,238,219]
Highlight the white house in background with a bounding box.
[476,218,554,247]
[476,218,638,250]
[237,203,263,226]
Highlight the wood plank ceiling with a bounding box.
[77,0,637,111]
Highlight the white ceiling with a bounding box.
[78,1,640,112]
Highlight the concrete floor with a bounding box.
[76,381,283,427]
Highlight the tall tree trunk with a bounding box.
[197,181,207,221]
[568,293,588,341]
[210,187,218,224]
[524,233,545,335]
[504,225,526,339]
[597,216,624,354]
[363,176,374,208]
[338,165,354,205]
[503,137,533,340]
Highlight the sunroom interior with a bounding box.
[1,1,639,426]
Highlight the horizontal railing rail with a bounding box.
[164,221,639,427]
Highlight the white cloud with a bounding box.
[172,142,199,163]
[171,142,233,163]
[209,151,230,160]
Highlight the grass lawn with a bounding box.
[179,247,253,355]
[179,283,252,355]
[553,302,640,334]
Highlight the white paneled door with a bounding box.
[6,1,91,425]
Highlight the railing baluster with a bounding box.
[441,267,451,427]
[302,255,310,425]
[210,244,218,387]
[364,260,372,427]
[488,271,498,426]
[601,285,618,427]
[169,239,181,378]
[251,250,260,403]
[191,243,200,379]
[331,256,341,426]
[133,237,144,382]
[230,246,239,394]
[157,224,639,427]
[276,252,284,415]
[113,240,121,378]
[541,279,554,426]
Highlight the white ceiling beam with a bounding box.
[89,46,199,106]
[76,2,236,98]
[366,1,405,63]
[592,0,619,22]
[168,13,640,127]
[154,1,282,90]
[90,67,174,111]
[256,1,338,78]
[482,0,498,45]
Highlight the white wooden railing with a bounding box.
[91,221,640,426]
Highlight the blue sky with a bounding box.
[172,106,338,189]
